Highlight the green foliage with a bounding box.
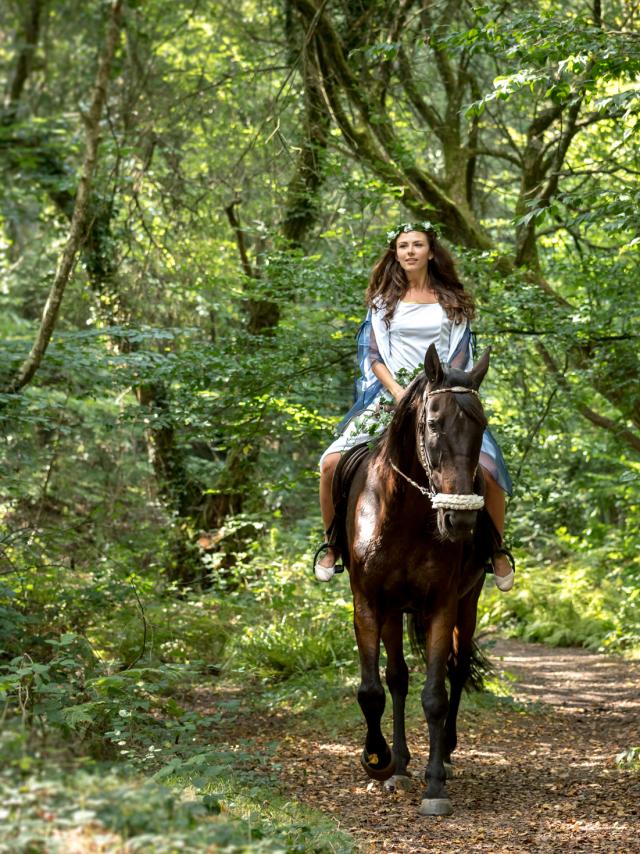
[2,0,640,845]
[234,583,355,680]
[0,761,355,852]
[0,528,359,850]
[479,539,640,651]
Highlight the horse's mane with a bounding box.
[377,365,487,469]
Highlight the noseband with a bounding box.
[390,385,485,512]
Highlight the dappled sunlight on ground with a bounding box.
[207,637,640,853]
[490,638,640,716]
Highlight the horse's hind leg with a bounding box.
[381,612,411,791]
[445,584,483,769]
[444,652,466,776]
[444,636,470,777]
[353,594,396,782]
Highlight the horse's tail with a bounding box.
[462,640,493,692]
[406,611,427,665]
[406,611,428,666]
[406,614,492,692]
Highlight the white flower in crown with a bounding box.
[387,220,438,243]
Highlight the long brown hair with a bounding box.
[366,229,475,325]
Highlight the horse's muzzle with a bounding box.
[439,509,477,541]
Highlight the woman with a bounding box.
[315,222,514,589]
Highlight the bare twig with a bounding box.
[121,580,149,670]
[224,199,255,279]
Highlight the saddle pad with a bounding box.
[327,441,374,569]
[332,441,372,507]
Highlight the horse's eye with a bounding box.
[427,419,440,433]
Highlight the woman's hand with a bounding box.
[372,361,405,405]
[392,384,406,404]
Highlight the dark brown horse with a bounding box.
[336,343,495,817]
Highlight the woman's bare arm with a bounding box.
[372,360,405,403]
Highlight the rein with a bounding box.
[391,385,485,512]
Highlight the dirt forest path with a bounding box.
[232,638,640,853]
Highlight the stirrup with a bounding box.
[312,541,344,581]
[493,546,515,592]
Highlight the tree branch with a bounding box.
[397,46,444,133]
[537,343,640,454]
[421,1,458,95]
[514,99,582,268]
[374,0,414,107]
[472,146,522,167]
[281,15,331,246]
[224,199,280,333]
[224,199,254,279]
[293,0,490,245]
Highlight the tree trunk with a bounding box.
[282,6,331,247]
[2,0,45,125]
[3,0,124,394]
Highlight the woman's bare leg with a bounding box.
[482,469,511,578]
[319,452,340,567]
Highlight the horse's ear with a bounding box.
[469,347,491,388]
[424,343,444,385]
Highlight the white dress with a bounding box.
[322,302,455,461]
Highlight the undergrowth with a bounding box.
[478,542,640,652]
[0,524,359,852]
[0,758,355,853]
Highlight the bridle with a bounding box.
[389,385,485,512]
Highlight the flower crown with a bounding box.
[386,221,438,243]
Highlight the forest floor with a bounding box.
[208,637,640,854]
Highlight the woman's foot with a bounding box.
[314,547,338,582]
[493,548,515,592]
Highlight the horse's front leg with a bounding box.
[420,601,456,816]
[353,592,396,782]
[381,611,411,791]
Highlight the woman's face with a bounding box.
[394,230,431,276]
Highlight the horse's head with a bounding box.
[420,343,490,542]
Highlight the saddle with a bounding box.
[326,441,373,571]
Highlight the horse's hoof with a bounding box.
[360,748,396,781]
[418,797,453,816]
[444,761,454,780]
[383,773,412,793]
